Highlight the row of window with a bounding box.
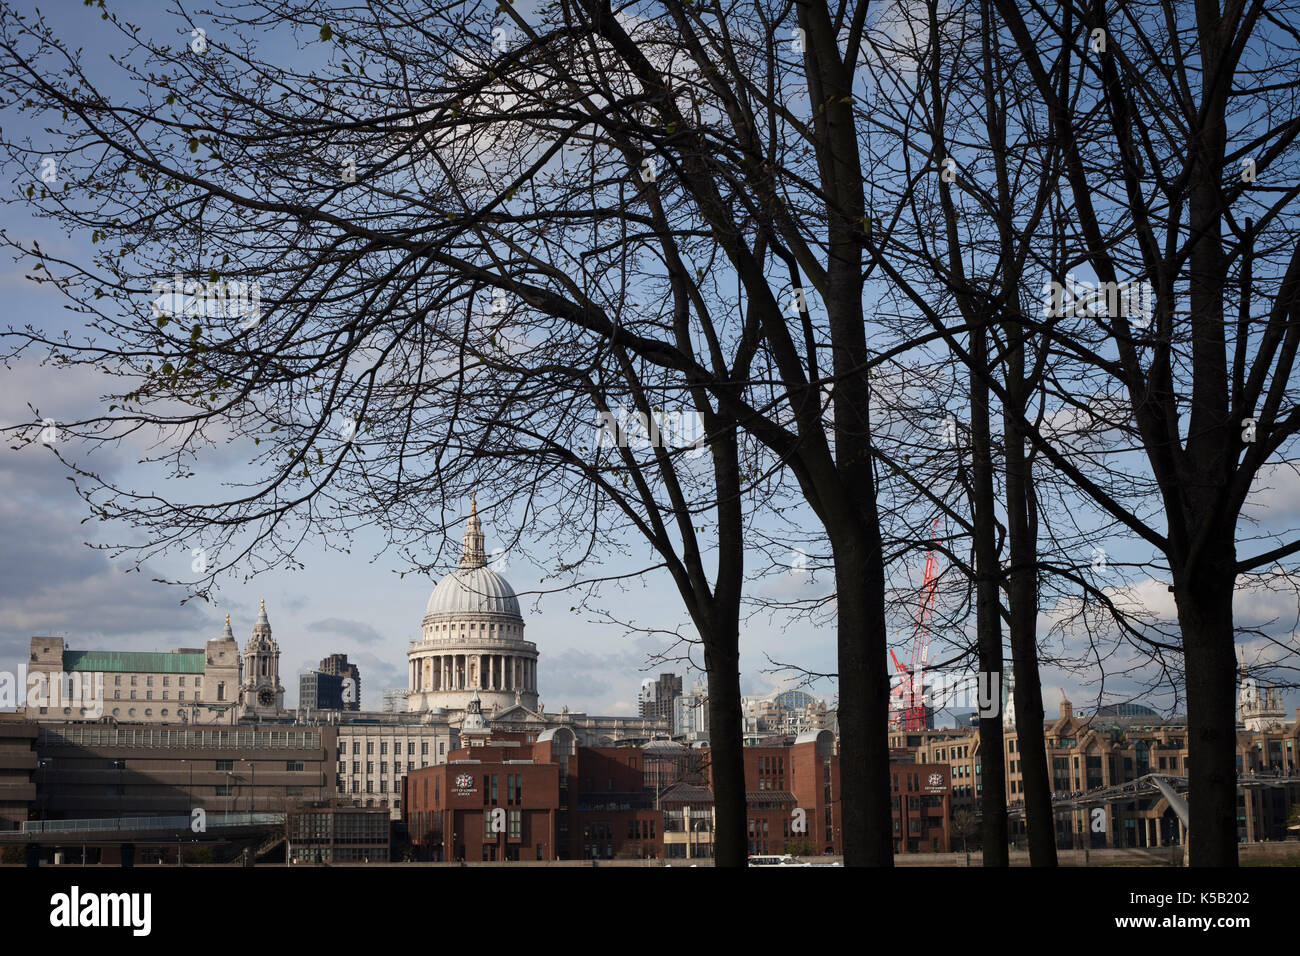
[338,741,443,756]
[478,773,523,806]
[935,745,971,760]
[41,704,205,717]
[111,690,191,700]
[339,761,430,775]
[101,759,308,772]
[111,675,195,686]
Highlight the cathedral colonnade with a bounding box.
[409,653,536,693]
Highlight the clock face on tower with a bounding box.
[258,687,275,706]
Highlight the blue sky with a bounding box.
[0,0,1295,724]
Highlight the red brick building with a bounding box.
[402,726,952,861]
[892,763,952,853]
[403,731,567,861]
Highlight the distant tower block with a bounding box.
[320,653,361,711]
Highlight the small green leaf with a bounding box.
[165,93,175,105]
[188,138,199,153]
[320,24,332,41]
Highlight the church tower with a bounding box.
[241,599,284,717]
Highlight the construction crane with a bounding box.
[890,519,941,731]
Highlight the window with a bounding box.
[485,811,496,838]
[162,691,168,700]
[366,762,373,774]
[381,742,388,755]
[215,784,233,796]
[129,691,136,700]
[146,691,153,700]
[161,709,168,716]
[112,708,120,716]
[380,780,388,793]
[131,676,137,686]
[421,743,428,755]
[351,781,359,794]
[286,761,305,772]
[381,762,388,775]
[440,743,445,755]
[179,677,186,686]
[179,692,185,701]
[114,691,120,700]
[408,742,415,755]
[366,781,373,794]
[367,742,374,755]
[114,676,121,686]
[217,760,233,771]
[509,810,521,839]
[353,742,360,755]
[163,677,169,686]
[353,762,360,774]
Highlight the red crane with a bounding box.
[890,519,941,731]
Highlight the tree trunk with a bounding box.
[830,520,894,866]
[703,638,747,867]
[970,328,1008,865]
[1004,374,1056,865]
[1175,569,1239,866]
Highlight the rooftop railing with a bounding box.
[39,727,322,751]
[21,812,283,834]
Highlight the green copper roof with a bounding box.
[62,650,205,674]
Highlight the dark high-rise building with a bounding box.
[639,673,682,721]
[319,653,361,711]
[300,671,345,711]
